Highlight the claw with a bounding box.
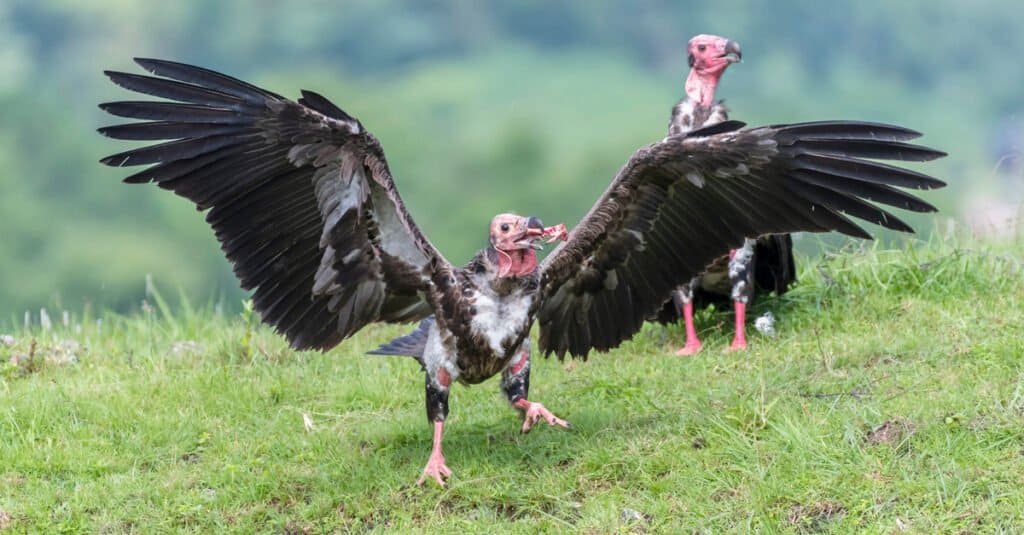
[674,340,703,356]
[416,450,452,487]
[725,339,747,352]
[514,399,570,433]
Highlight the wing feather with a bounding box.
[99,59,449,350]
[538,121,945,358]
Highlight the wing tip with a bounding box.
[133,57,169,73]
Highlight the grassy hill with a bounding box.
[2,238,1022,533]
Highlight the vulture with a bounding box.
[660,34,796,355]
[98,58,946,486]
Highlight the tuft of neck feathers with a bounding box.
[684,68,720,108]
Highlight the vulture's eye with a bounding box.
[697,44,706,52]
[500,223,510,232]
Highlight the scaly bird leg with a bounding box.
[417,369,453,487]
[501,341,571,434]
[726,240,755,352]
[727,300,748,351]
[676,301,704,356]
[672,282,702,356]
[417,420,452,487]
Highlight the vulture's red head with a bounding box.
[688,34,742,76]
[685,34,741,106]
[488,213,567,278]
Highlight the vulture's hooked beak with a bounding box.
[723,40,742,63]
[519,216,548,250]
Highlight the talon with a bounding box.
[725,339,747,352]
[417,450,452,487]
[674,340,703,356]
[515,399,570,433]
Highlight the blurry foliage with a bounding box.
[0,0,1019,319]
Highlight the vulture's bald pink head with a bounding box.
[488,214,567,278]
[685,34,741,107]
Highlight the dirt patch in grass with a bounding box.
[865,419,914,446]
[787,501,845,532]
[281,521,314,535]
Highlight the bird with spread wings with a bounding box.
[99,58,945,486]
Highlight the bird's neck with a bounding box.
[685,69,720,108]
[484,247,537,280]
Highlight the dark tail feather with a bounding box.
[754,234,797,295]
[367,317,434,359]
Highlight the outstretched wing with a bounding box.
[99,58,449,350]
[537,121,945,358]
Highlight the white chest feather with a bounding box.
[470,287,533,357]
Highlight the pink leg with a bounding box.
[727,301,748,351]
[674,301,703,356]
[513,398,570,434]
[416,421,453,487]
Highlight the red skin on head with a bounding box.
[685,34,741,107]
[489,213,538,277]
[488,213,566,278]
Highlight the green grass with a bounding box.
[2,239,1023,533]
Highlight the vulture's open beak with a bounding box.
[723,40,742,63]
[518,216,547,250]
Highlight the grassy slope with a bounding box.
[2,240,1023,534]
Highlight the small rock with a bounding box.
[171,341,203,356]
[0,335,13,346]
[621,508,645,523]
[754,312,776,336]
[48,340,81,365]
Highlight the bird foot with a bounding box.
[416,450,452,487]
[673,340,703,356]
[514,399,570,433]
[725,339,748,352]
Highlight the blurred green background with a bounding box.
[0,0,1020,321]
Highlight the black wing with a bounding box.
[99,59,450,350]
[537,121,945,358]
